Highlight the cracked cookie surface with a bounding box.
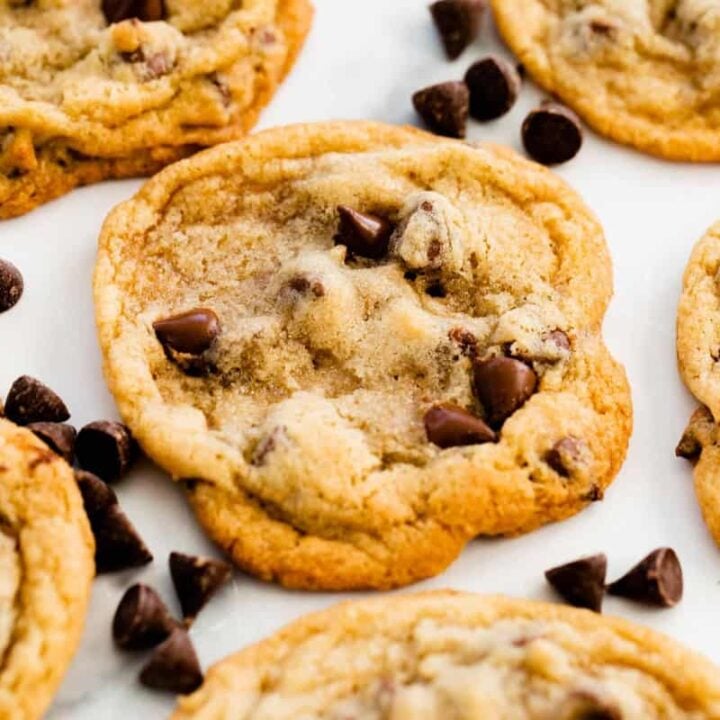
[491,0,720,161]
[0,418,94,719]
[0,0,312,219]
[94,121,631,590]
[172,591,720,719]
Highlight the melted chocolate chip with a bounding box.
[102,0,165,24]
[429,0,485,60]
[607,548,683,607]
[545,554,607,613]
[522,103,583,165]
[424,403,496,448]
[0,259,23,313]
[153,308,220,355]
[412,81,469,139]
[169,551,232,622]
[464,55,521,121]
[76,420,137,483]
[113,583,177,650]
[27,422,76,463]
[93,504,153,573]
[3,375,70,425]
[139,628,203,694]
[472,357,537,427]
[334,206,393,260]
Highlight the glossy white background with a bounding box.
[3,0,720,716]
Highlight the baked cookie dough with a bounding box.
[0,0,312,219]
[0,419,94,719]
[491,0,720,161]
[95,121,631,590]
[172,591,720,719]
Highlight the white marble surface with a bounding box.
[3,0,720,717]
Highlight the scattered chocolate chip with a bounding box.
[113,583,177,650]
[429,0,485,60]
[448,327,477,357]
[472,357,537,427]
[676,428,702,461]
[169,552,232,622]
[102,0,165,24]
[546,436,584,478]
[424,403,496,448]
[75,420,137,483]
[153,308,220,356]
[93,504,153,573]
[545,554,607,613]
[74,469,118,517]
[3,375,69,425]
[0,260,23,313]
[607,548,683,607]
[413,81,469,139]
[139,627,203,694]
[334,206,393,260]
[464,55,521,121]
[27,422,76,463]
[522,103,583,165]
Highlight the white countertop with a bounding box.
[4,0,720,716]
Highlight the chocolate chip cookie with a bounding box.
[94,121,631,590]
[0,419,94,719]
[172,591,720,718]
[491,1,720,161]
[0,0,312,219]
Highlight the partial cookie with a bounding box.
[94,120,631,590]
[0,0,312,219]
[491,1,720,161]
[0,419,94,719]
[172,591,720,718]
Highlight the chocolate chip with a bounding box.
[522,103,583,165]
[27,422,76,463]
[0,260,23,313]
[153,308,220,356]
[74,469,118,517]
[556,692,622,720]
[676,429,702,460]
[169,551,232,622]
[607,548,683,607]
[76,421,137,483]
[424,403,495,448]
[286,276,325,298]
[544,329,571,351]
[102,0,165,24]
[412,81,469,139]
[546,436,584,478]
[113,583,177,650]
[448,327,477,357]
[425,280,446,298]
[139,627,203,694]
[464,55,521,121]
[472,357,537,427]
[3,376,70,425]
[429,0,485,60]
[334,206,393,260]
[93,504,153,573]
[545,554,607,613]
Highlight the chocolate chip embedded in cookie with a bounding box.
[94,121,631,590]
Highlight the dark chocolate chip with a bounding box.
[425,280,446,298]
[286,276,325,298]
[76,420,137,483]
[472,357,537,427]
[607,548,683,607]
[413,81,469,139]
[169,551,232,622]
[113,583,177,650]
[448,327,478,357]
[0,259,23,313]
[676,429,702,461]
[139,627,203,694]
[424,403,496,448]
[3,375,70,425]
[93,504,153,573]
[429,0,485,60]
[334,206,393,260]
[102,0,165,24]
[522,103,583,165]
[464,55,521,121]
[545,553,607,613]
[546,436,583,478]
[74,469,118,517]
[153,308,220,356]
[556,691,622,720]
[27,422,76,463]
